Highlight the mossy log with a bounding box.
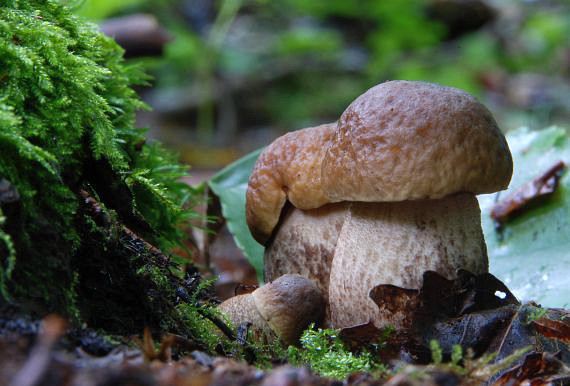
[0,0,214,344]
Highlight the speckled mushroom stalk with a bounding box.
[264,202,349,325]
[265,194,487,329]
[328,194,487,328]
[246,81,513,330]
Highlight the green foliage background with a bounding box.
[76,0,570,151]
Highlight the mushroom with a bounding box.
[218,274,325,345]
[246,123,346,323]
[246,81,513,329]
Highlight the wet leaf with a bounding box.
[491,160,565,229]
[208,149,265,281]
[369,285,419,330]
[366,284,570,381]
[479,126,570,307]
[364,271,570,381]
[367,271,525,362]
[420,305,519,359]
[495,352,570,385]
[532,317,570,344]
[398,271,520,359]
[339,321,384,348]
[416,270,519,322]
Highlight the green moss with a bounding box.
[288,324,388,380]
[525,306,549,324]
[136,266,171,292]
[177,303,232,353]
[0,0,201,336]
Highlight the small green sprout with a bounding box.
[430,340,464,372]
[430,339,443,365]
[451,344,463,366]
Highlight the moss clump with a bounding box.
[287,324,388,380]
[0,0,204,337]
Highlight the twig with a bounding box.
[197,307,235,341]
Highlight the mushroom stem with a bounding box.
[328,193,487,329]
[264,202,349,325]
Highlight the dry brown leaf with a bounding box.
[532,317,570,344]
[495,352,570,385]
[491,160,565,226]
[369,285,419,330]
[339,321,385,348]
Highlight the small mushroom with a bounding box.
[246,81,513,329]
[218,274,325,345]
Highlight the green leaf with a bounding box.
[208,149,265,281]
[479,126,570,308]
[74,0,145,21]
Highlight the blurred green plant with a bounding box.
[73,0,570,147]
[208,148,264,281]
[71,0,147,21]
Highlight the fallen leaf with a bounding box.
[532,317,570,344]
[339,321,385,348]
[491,160,565,227]
[495,352,570,385]
[418,305,519,359]
[455,270,519,315]
[369,285,419,330]
[368,271,522,362]
[414,270,519,325]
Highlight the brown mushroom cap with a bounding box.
[218,274,325,345]
[218,293,275,341]
[322,80,513,202]
[252,274,325,345]
[246,123,336,244]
